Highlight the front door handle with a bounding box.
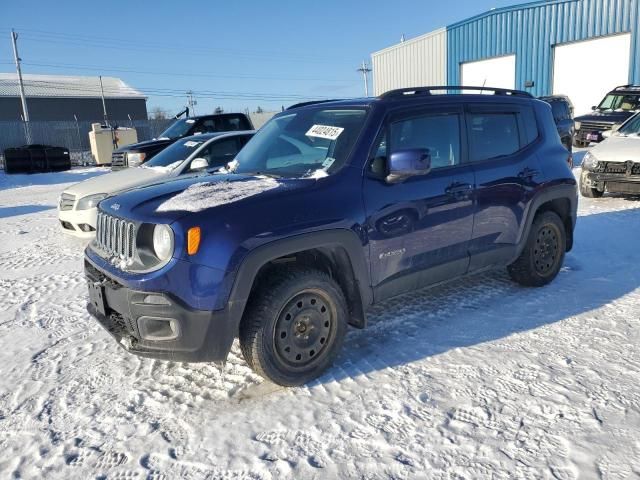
[518,167,540,180]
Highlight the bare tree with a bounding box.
[255,106,264,114]
[214,106,224,114]
[150,107,167,120]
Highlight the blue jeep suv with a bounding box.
[85,86,578,386]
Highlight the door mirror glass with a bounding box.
[190,158,209,171]
[386,148,431,184]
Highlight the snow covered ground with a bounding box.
[0,160,639,479]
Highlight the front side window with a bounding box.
[389,113,461,169]
[468,113,520,162]
[598,94,640,112]
[230,108,368,178]
[198,137,240,167]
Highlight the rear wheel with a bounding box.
[508,211,566,287]
[239,267,348,386]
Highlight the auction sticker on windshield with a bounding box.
[306,125,344,141]
[184,141,202,148]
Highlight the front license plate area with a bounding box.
[88,282,107,316]
[587,133,599,141]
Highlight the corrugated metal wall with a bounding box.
[371,28,447,95]
[447,0,640,96]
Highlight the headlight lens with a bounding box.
[152,224,173,261]
[76,193,107,210]
[127,152,146,166]
[575,121,581,130]
[582,151,599,170]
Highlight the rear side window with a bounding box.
[468,113,520,162]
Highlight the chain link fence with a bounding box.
[0,119,173,169]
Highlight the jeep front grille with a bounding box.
[59,193,75,211]
[580,121,614,131]
[96,212,136,260]
[111,152,127,169]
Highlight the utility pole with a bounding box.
[186,90,197,116]
[357,60,372,97]
[99,76,118,150]
[11,29,31,144]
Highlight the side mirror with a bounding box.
[386,148,431,184]
[591,106,597,111]
[190,158,209,171]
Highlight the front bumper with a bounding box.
[85,257,236,363]
[582,170,640,194]
[58,207,97,238]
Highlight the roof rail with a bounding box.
[380,86,534,99]
[286,99,343,110]
[614,84,640,91]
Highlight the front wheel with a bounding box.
[239,267,348,386]
[508,211,566,287]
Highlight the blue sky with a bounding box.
[1,0,524,116]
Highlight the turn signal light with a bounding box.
[187,227,201,255]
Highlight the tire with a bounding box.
[239,267,348,386]
[508,211,566,287]
[579,173,604,198]
[573,138,589,148]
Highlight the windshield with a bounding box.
[597,94,640,112]
[618,114,640,135]
[158,118,195,139]
[144,138,206,168]
[230,108,367,178]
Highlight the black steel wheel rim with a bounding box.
[273,288,335,369]
[533,224,559,275]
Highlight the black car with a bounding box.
[539,95,574,152]
[111,113,254,170]
[574,85,640,147]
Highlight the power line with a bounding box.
[13,28,355,65]
[8,59,353,83]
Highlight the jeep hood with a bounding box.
[64,167,166,199]
[99,174,313,223]
[114,138,174,153]
[575,111,634,125]
[591,135,640,163]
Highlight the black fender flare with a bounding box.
[514,183,578,260]
[225,229,373,333]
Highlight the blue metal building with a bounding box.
[372,0,640,114]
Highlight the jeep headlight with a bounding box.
[574,121,581,131]
[152,224,174,261]
[127,152,146,167]
[76,193,107,210]
[582,151,599,170]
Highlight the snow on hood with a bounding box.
[155,176,280,213]
[592,135,640,163]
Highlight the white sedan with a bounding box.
[58,131,254,238]
[580,113,640,198]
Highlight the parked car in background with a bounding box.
[111,113,254,169]
[58,131,254,238]
[574,85,640,147]
[83,86,577,386]
[539,95,574,152]
[580,112,640,197]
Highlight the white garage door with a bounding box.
[461,55,516,90]
[553,34,631,116]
